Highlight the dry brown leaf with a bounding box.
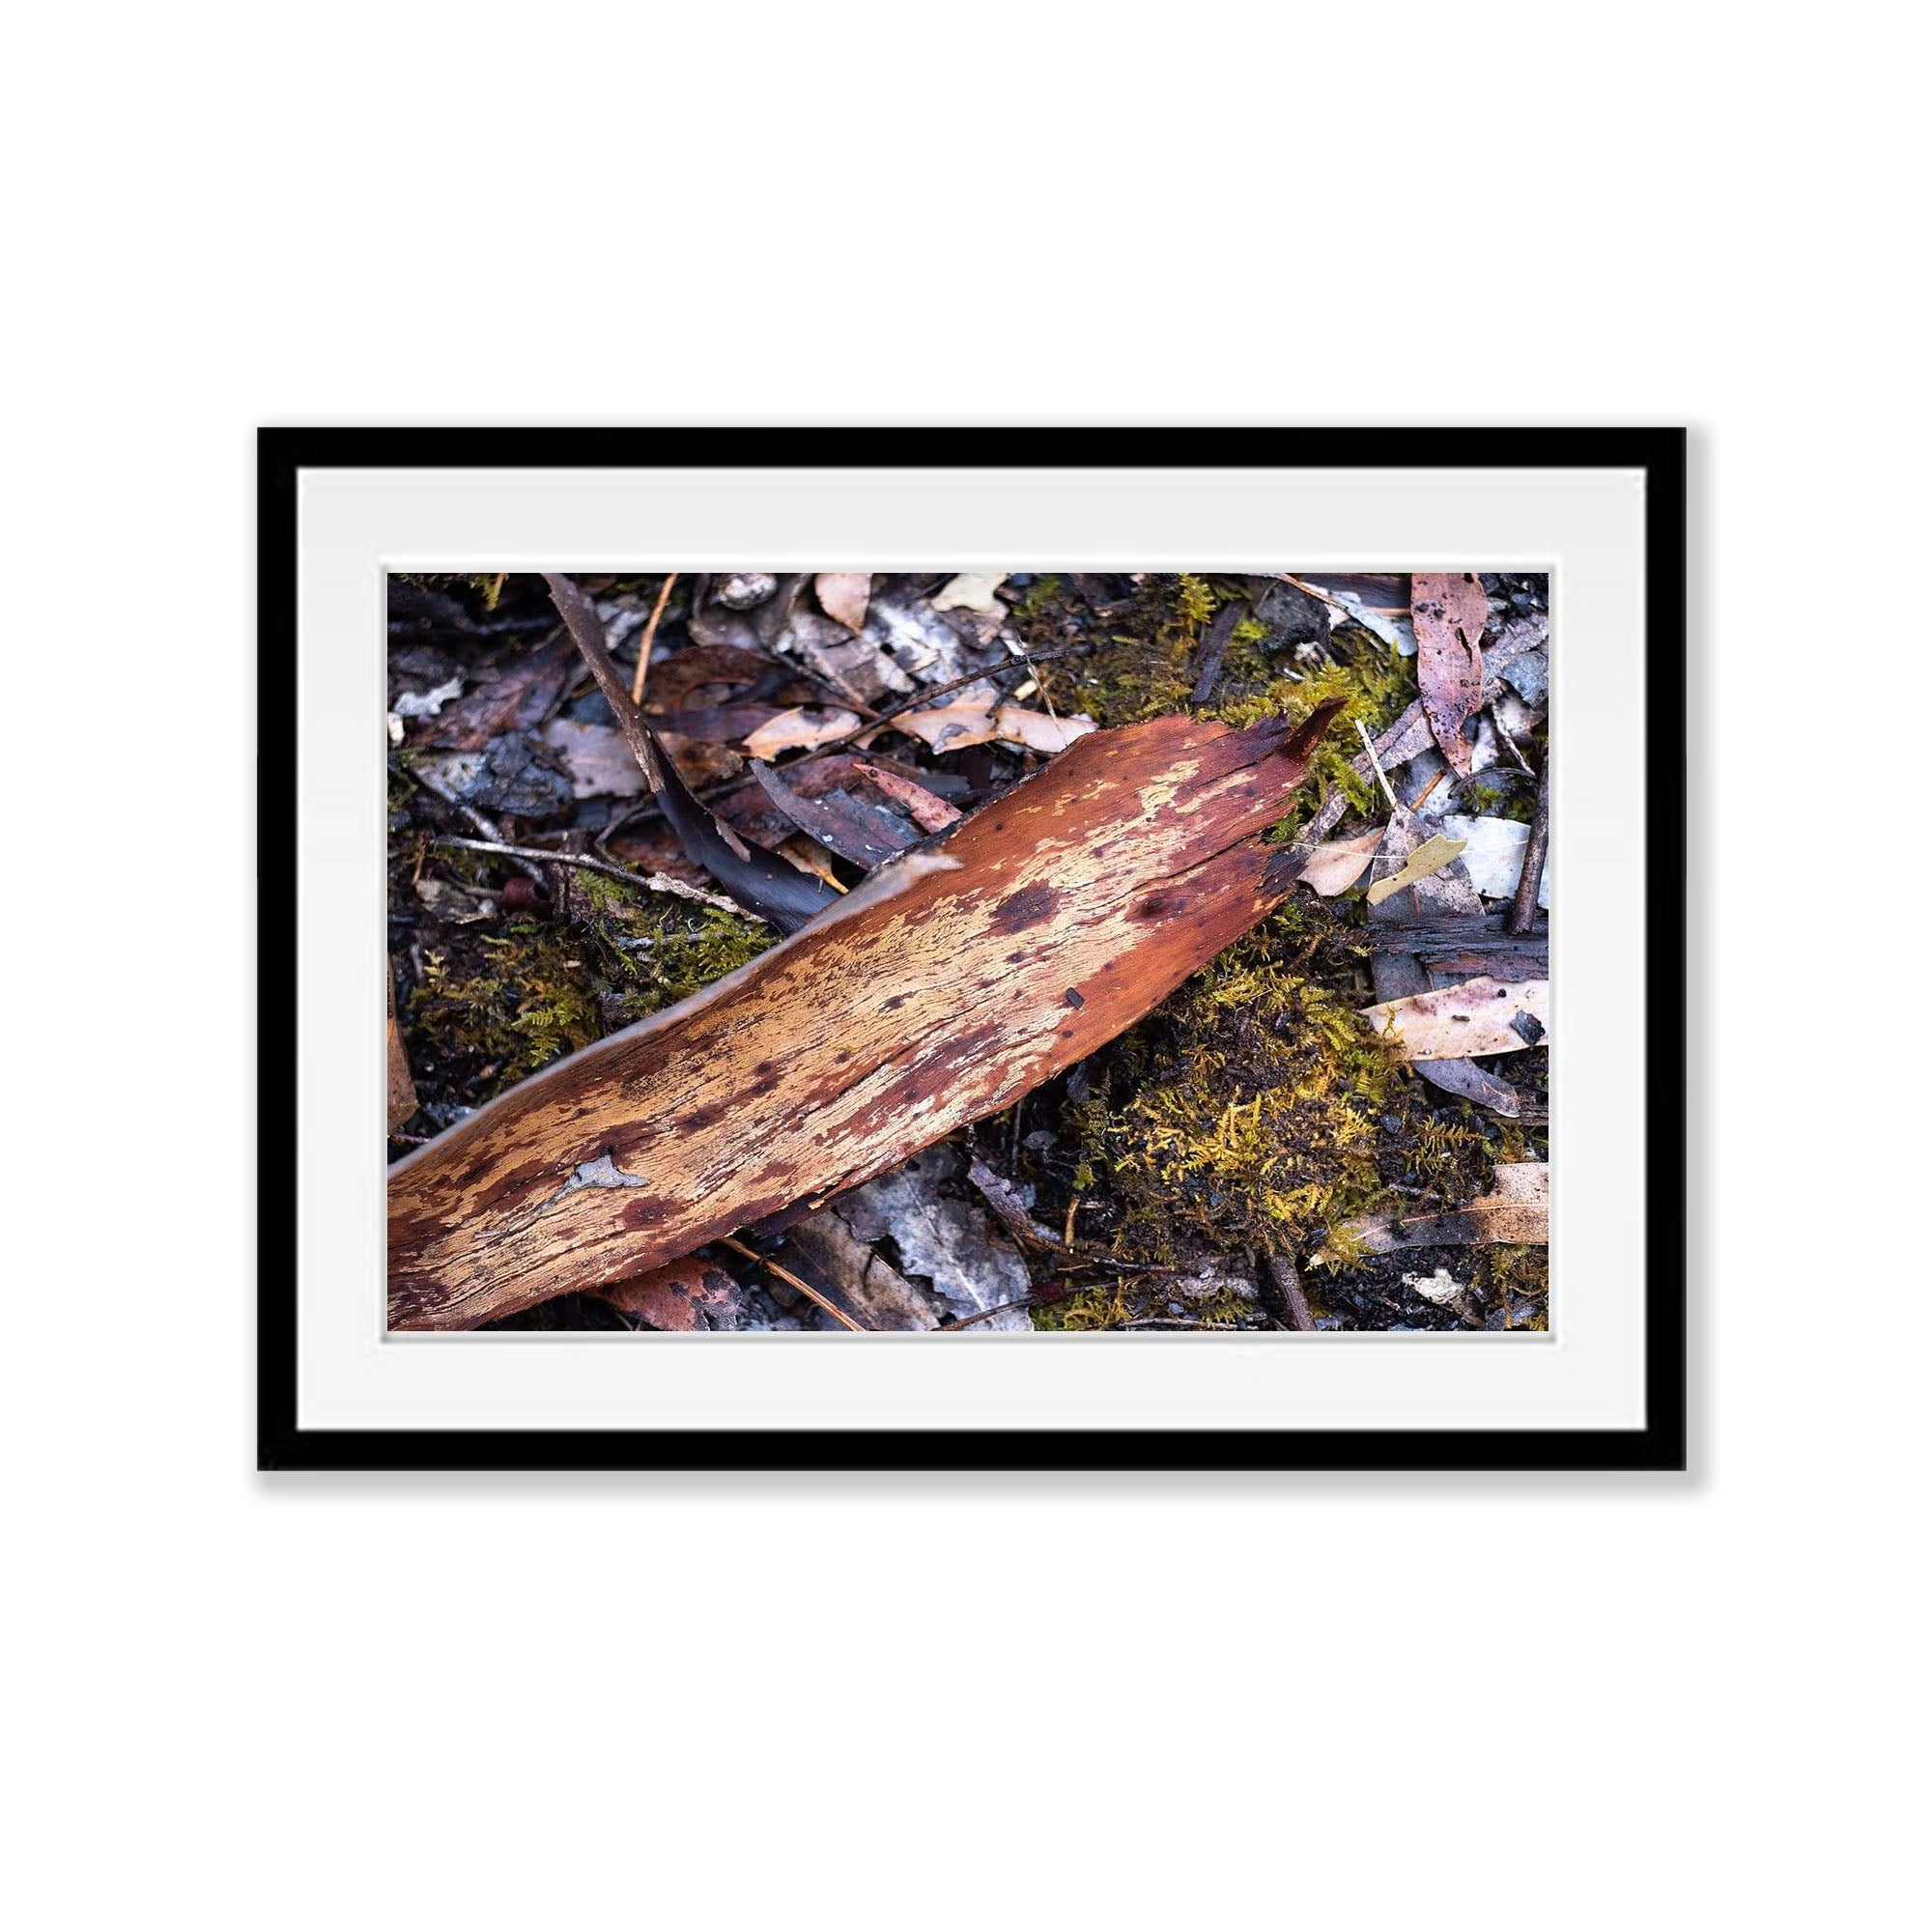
[1410,570,1489,777]
[1360,975,1548,1060]
[538,718,646,798]
[890,698,1096,755]
[815,572,872,634]
[593,1256,752,1331]
[1322,1163,1548,1256]
[1364,832,1467,905]
[1296,827,1384,895]
[776,833,846,890]
[993,703,1097,753]
[890,697,1000,752]
[930,572,1008,614]
[740,704,863,760]
[853,761,962,833]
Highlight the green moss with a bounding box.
[568,869,773,1019]
[1035,575,1233,726]
[1066,915,1406,1262]
[407,873,772,1102]
[1209,649,1417,835]
[410,924,604,1092]
[1032,576,1419,842]
[1474,1244,1549,1329]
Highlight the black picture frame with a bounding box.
[258,427,1686,1473]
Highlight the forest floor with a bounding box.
[386,567,1549,1334]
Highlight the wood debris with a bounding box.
[388,702,1343,1328]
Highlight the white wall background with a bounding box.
[6,6,1920,1928]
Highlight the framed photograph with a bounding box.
[259,427,1685,1471]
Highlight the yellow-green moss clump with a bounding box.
[1065,916,1405,1263]
[1032,575,1419,840]
[411,924,605,1090]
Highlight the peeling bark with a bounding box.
[387,703,1343,1330]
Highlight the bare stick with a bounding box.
[630,572,678,707]
[410,767,548,884]
[434,837,753,919]
[1354,717,1403,814]
[1264,1253,1317,1332]
[1507,751,1551,937]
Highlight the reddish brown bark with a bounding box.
[387,702,1341,1330]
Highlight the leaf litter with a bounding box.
[385,567,1553,1334]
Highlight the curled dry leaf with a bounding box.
[814,572,872,635]
[853,760,962,833]
[930,571,1008,615]
[992,703,1097,754]
[1410,570,1490,777]
[1364,832,1468,906]
[1296,827,1385,896]
[892,697,1097,755]
[1360,975,1549,1060]
[740,704,864,760]
[775,834,846,891]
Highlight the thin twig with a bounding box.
[630,572,678,707]
[433,837,753,919]
[717,1236,867,1333]
[1354,717,1404,814]
[1507,749,1551,938]
[939,1294,1043,1332]
[410,767,548,884]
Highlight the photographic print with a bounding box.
[385,564,1552,1338]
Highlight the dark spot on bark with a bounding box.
[1135,893,1174,920]
[684,1107,717,1131]
[990,882,1060,933]
[882,992,908,1010]
[623,1199,663,1230]
[1065,987,1085,1009]
[753,1059,777,1078]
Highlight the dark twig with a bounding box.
[1507,750,1551,937]
[432,837,752,919]
[1189,600,1246,705]
[544,573,668,789]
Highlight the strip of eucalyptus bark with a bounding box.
[388,701,1343,1330]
